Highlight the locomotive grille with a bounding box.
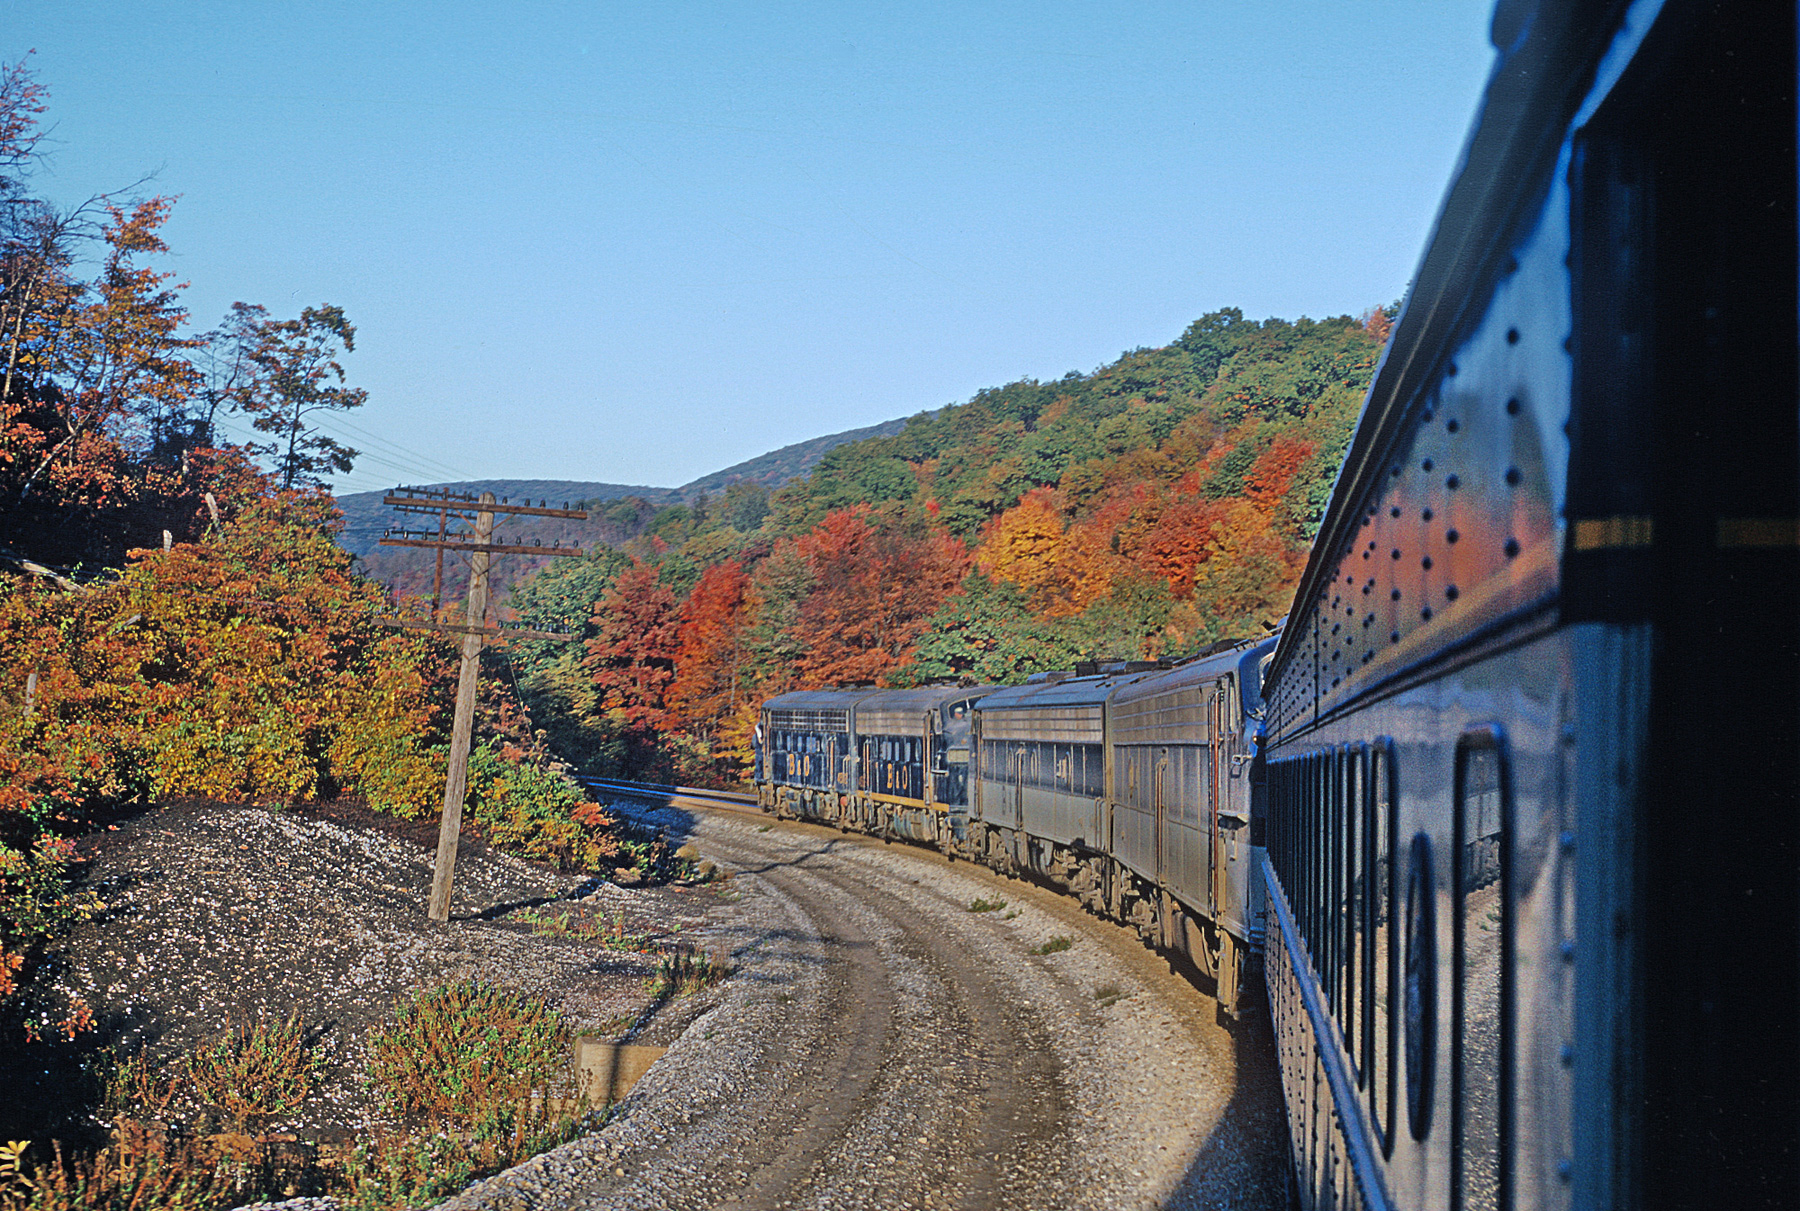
[769,708,850,732]
[856,708,924,735]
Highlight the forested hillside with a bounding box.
[501,307,1393,786]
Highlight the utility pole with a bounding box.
[378,487,589,922]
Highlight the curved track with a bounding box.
[447,804,1287,1211]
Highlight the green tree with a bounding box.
[507,545,632,676]
[894,573,1080,685]
[234,303,367,490]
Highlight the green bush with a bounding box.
[365,981,573,1132]
[462,743,621,872]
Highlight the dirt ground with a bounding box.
[0,798,742,1148]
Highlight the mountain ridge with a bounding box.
[333,416,910,561]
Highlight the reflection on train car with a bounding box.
[1254,2,1797,1208]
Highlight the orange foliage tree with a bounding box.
[109,493,449,810]
[666,559,751,740]
[793,507,969,687]
[976,487,1069,611]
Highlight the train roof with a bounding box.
[849,685,1003,713]
[972,667,1166,712]
[1267,0,1636,694]
[762,689,876,713]
[1110,636,1279,713]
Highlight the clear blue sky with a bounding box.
[9,1,1497,495]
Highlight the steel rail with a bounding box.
[574,775,764,817]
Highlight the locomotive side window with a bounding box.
[1454,729,1511,1211]
[1342,744,1364,1077]
[1367,739,1398,1155]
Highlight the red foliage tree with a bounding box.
[1243,436,1316,515]
[1134,497,1231,598]
[666,559,751,738]
[583,562,681,734]
[794,507,969,687]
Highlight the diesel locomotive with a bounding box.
[1256,1,1797,1208]
[753,637,1277,1016]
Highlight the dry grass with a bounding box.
[511,905,650,951]
[649,946,733,998]
[1,1133,239,1211]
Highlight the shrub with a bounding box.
[462,743,621,872]
[185,1016,321,1132]
[365,981,573,1132]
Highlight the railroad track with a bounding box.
[573,775,765,818]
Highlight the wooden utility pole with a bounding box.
[430,493,493,921]
[378,487,589,923]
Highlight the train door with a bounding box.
[924,712,938,807]
[1013,746,1026,830]
[1154,751,1169,886]
[1207,686,1224,921]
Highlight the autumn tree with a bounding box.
[976,487,1070,611]
[794,507,969,687]
[583,562,682,735]
[666,559,751,738]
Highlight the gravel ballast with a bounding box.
[20,799,1287,1209]
[442,805,1288,1211]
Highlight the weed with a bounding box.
[967,897,1007,913]
[366,981,573,1132]
[511,906,650,951]
[9,1135,238,1211]
[185,1015,321,1132]
[1033,935,1073,955]
[756,824,772,833]
[327,1107,594,1211]
[648,947,733,999]
[0,1140,33,1210]
[99,1049,181,1120]
[1003,910,1019,920]
[1094,983,1127,1008]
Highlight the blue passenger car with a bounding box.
[1256,2,1798,1207]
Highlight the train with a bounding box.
[1255,1,1796,1209]
[752,638,1276,1017]
[754,2,1796,1207]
